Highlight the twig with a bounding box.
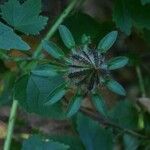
[80,106,149,139]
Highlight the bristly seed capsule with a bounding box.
[67,48,110,92]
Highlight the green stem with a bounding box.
[136,66,146,97]
[4,100,18,150]
[33,0,84,58]
[136,66,146,130]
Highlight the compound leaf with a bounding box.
[14,74,66,119]
[1,0,48,35]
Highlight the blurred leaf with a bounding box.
[123,134,139,150]
[42,40,65,59]
[141,0,150,5]
[113,0,132,35]
[14,74,66,119]
[108,56,129,70]
[91,94,108,117]
[77,113,113,150]
[1,0,48,35]
[66,92,83,117]
[58,25,75,49]
[97,31,118,53]
[113,0,150,34]
[22,135,69,150]
[109,100,139,129]
[128,0,150,30]
[106,79,126,96]
[0,22,30,50]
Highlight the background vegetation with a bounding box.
[0,0,150,149]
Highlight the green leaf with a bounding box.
[31,64,58,77]
[22,135,69,150]
[123,134,139,150]
[48,135,84,150]
[14,74,66,119]
[106,79,126,96]
[42,40,65,59]
[58,25,75,49]
[1,0,48,35]
[141,0,150,5]
[108,56,129,70]
[109,100,139,129]
[98,31,118,53]
[62,13,115,45]
[0,22,30,50]
[77,113,113,150]
[45,83,66,105]
[113,0,132,35]
[66,93,83,117]
[127,0,150,30]
[91,94,108,117]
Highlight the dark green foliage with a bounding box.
[113,0,150,35]
[22,135,69,150]
[48,135,85,150]
[0,0,150,149]
[123,134,139,150]
[14,74,66,119]
[109,100,139,129]
[77,113,113,150]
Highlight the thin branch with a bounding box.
[80,106,149,139]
